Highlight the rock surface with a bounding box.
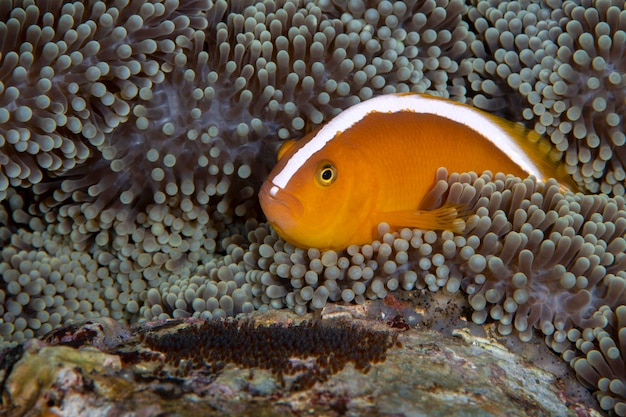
[0,305,603,417]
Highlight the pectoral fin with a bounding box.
[375,203,467,233]
[277,139,297,161]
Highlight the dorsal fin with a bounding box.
[480,110,580,193]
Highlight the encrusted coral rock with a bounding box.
[1,338,122,416]
[0,309,603,417]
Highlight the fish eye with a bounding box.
[317,163,337,186]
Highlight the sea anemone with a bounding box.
[0,0,477,348]
[451,170,626,352]
[564,304,626,416]
[465,0,626,195]
[0,0,210,197]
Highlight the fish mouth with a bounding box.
[258,181,305,224]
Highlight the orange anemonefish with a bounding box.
[259,93,578,251]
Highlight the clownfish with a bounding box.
[259,93,578,251]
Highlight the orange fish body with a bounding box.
[259,93,576,251]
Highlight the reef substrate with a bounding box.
[0,306,603,417]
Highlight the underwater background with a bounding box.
[1,0,626,414]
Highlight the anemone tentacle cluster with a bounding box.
[465,0,626,195]
[564,305,626,416]
[0,0,212,198]
[452,171,626,352]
